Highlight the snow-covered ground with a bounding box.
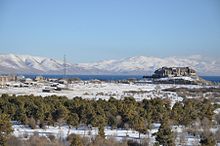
[154,76,196,81]
[12,123,203,146]
[0,82,209,104]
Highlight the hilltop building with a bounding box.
[152,67,196,78]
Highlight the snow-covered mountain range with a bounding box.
[0,54,219,75]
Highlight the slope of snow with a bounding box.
[0,54,65,73]
[79,55,220,75]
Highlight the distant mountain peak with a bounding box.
[0,54,219,75]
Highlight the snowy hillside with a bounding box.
[79,55,220,75]
[0,54,219,75]
[0,54,63,73]
[0,54,86,74]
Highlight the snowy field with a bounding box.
[0,82,211,102]
[12,123,204,146]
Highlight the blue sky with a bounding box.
[0,0,220,63]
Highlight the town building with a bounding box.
[0,75,17,87]
[35,76,45,82]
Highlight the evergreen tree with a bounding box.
[52,105,68,127]
[200,134,216,146]
[0,113,13,146]
[155,117,175,146]
[92,115,106,127]
[132,116,148,139]
[171,102,183,124]
[200,99,215,121]
[69,134,83,146]
[98,125,105,138]
[67,113,79,135]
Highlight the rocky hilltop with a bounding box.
[144,66,213,85]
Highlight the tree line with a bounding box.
[0,94,218,146]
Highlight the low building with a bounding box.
[58,79,68,84]
[16,75,25,81]
[24,78,33,85]
[152,67,196,78]
[0,75,17,87]
[42,86,51,92]
[35,76,44,82]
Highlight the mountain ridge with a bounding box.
[0,54,219,76]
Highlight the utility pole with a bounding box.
[63,54,66,79]
[63,54,69,89]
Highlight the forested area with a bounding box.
[0,94,220,146]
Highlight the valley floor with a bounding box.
[0,81,214,103]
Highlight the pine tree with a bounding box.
[0,113,13,146]
[171,102,183,124]
[67,113,79,135]
[132,116,148,139]
[98,125,105,138]
[200,134,216,146]
[155,117,175,146]
[69,134,83,146]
